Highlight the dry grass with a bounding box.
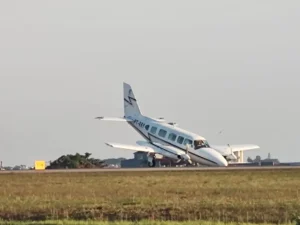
[0,220,296,225]
[0,169,300,223]
[0,220,295,225]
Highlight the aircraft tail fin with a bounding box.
[123,82,142,117]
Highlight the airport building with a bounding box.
[234,151,244,163]
[121,152,148,168]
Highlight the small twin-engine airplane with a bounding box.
[96,82,260,167]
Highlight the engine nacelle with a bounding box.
[225,153,238,161]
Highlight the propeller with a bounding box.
[185,144,193,164]
[175,144,193,164]
[227,144,238,160]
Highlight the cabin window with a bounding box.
[177,136,184,144]
[150,126,157,134]
[168,133,177,142]
[158,129,167,138]
[183,138,193,147]
[145,125,150,131]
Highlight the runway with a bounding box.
[1,166,300,174]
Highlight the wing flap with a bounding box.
[105,142,155,153]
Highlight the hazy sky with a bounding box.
[0,1,299,166]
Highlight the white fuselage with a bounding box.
[98,82,259,167]
[127,115,228,167]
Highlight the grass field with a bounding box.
[0,169,300,223]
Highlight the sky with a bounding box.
[0,1,299,166]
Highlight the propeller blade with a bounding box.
[184,144,193,164]
[227,144,238,160]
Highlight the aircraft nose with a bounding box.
[213,152,228,167]
[198,148,228,167]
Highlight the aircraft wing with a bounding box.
[105,141,192,164]
[211,144,260,156]
[95,117,133,122]
[105,142,155,153]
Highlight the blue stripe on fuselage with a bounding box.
[127,121,218,166]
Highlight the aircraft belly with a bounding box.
[189,154,217,166]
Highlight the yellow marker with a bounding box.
[35,161,46,170]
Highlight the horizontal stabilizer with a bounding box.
[105,142,155,153]
[95,117,133,122]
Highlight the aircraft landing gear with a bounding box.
[147,156,156,167]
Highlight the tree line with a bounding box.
[46,152,107,169]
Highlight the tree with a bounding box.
[84,152,92,159]
[46,152,107,169]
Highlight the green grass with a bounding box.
[0,170,300,223]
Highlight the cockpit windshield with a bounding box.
[194,139,210,149]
